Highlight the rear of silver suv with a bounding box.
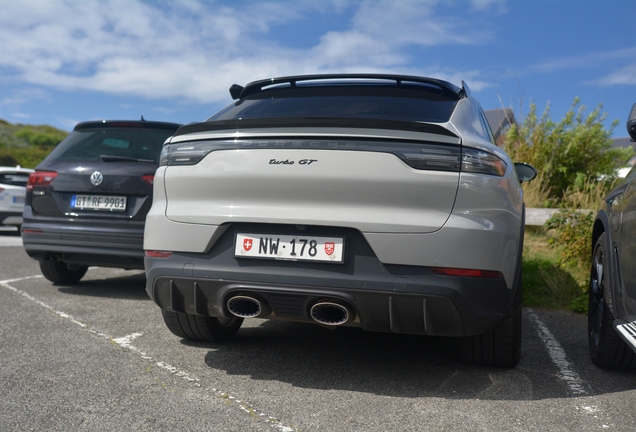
[22,120,180,284]
[0,166,33,229]
[145,75,531,367]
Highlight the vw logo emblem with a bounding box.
[90,171,103,186]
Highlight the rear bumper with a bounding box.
[145,223,518,337]
[22,206,145,269]
[148,275,510,337]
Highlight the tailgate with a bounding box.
[164,146,460,234]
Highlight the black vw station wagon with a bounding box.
[22,119,181,284]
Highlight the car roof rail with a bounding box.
[228,74,464,101]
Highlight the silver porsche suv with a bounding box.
[144,74,536,367]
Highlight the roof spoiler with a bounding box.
[227,74,464,101]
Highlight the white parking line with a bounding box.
[0,275,296,432]
[0,236,24,247]
[527,308,587,396]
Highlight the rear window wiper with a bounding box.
[100,155,155,163]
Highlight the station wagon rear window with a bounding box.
[42,127,176,163]
[0,172,31,186]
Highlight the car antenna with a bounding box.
[140,115,145,121]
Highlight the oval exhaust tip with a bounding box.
[227,296,263,318]
[310,302,351,326]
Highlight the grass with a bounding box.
[522,226,588,313]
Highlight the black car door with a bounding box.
[618,167,636,321]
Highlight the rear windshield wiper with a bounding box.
[100,155,155,163]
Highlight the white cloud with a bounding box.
[526,46,636,87]
[350,0,481,46]
[530,47,636,76]
[598,63,636,86]
[470,0,507,13]
[9,112,31,119]
[0,0,494,105]
[0,88,51,107]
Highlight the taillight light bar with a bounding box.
[22,229,44,234]
[430,267,504,278]
[26,171,58,191]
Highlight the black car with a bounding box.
[589,103,636,369]
[22,119,181,284]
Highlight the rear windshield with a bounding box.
[0,172,31,187]
[41,127,177,164]
[208,86,459,123]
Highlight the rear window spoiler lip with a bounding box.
[173,118,459,140]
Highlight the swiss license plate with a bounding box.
[71,194,127,211]
[235,233,345,263]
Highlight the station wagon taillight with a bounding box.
[142,174,155,187]
[145,250,173,258]
[26,171,58,191]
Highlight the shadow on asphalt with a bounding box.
[57,272,149,300]
[197,319,519,400]
[196,313,636,400]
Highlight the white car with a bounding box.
[0,166,34,229]
[144,74,536,367]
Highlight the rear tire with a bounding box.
[39,260,88,284]
[161,310,243,342]
[588,234,636,369]
[460,307,522,367]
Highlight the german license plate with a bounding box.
[12,196,25,204]
[71,194,127,211]
[235,233,345,263]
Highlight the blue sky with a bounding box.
[0,0,634,137]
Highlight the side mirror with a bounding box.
[628,103,636,141]
[514,162,537,184]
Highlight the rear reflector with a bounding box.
[430,267,504,278]
[145,250,173,258]
[22,229,44,234]
[26,171,58,191]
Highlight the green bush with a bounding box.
[543,209,594,313]
[504,99,633,205]
[544,209,594,268]
[522,227,587,311]
[0,119,67,167]
[505,99,631,313]
[15,126,67,149]
[0,147,53,168]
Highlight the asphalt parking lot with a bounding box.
[2,230,636,431]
